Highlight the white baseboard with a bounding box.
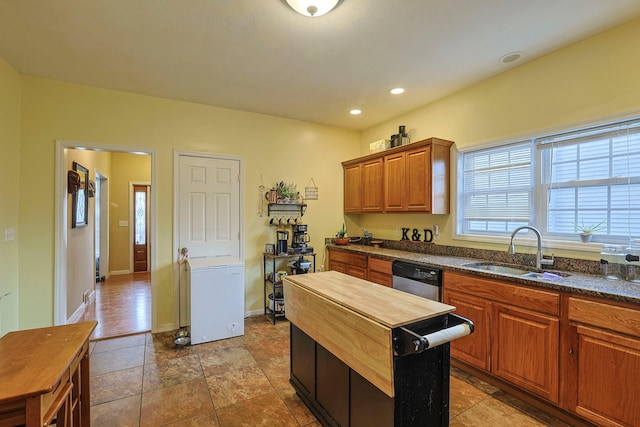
[110,270,131,275]
[67,302,86,324]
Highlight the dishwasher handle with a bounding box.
[394,314,474,356]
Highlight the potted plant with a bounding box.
[334,223,349,245]
[576,220,605,243]
[275,181,298,203]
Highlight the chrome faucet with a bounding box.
[508,226,554,269]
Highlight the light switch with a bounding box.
[118,220,129,227]
[4,228,15,241]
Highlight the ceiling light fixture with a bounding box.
[390,88,405,95]
[282,0,343,17]
[350,109,362,115]
[500,51,523,64]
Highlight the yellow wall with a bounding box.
[109,152,151,272]
[10,16,640,331]
[356,16,640,260]
[18,78,359,330]
[0,57,21,335]
[65,149,112,318]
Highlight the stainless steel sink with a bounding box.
[464,262,531,275]
[463,262,569,280]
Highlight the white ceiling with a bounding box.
[1,0,639,130]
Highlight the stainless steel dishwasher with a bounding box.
[392,260,442,301]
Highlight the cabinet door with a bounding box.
[443,290,491,371]
[291,324,316,399]
[383,152,405,211]
[343,163,362,213]
[492,303,559,403]
[405,145,431,211]
[572,325,640,426]
[317,344,350,427]
[361,158,384,212]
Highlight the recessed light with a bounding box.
[390,88,405,95]
[500,51,523,64]
[350,109,362,115]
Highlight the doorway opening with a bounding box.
[54,141,157,334]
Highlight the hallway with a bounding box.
[79,272,152,340]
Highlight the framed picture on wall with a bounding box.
[72,161,89,228]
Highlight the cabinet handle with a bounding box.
[569,348,573,354]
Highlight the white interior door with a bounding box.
[178,155,240,258]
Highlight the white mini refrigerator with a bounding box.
[187,256,245,345]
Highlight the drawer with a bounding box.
[368,270,392,287]
[568,297,640,337]
[368,257,392,274]
[444,271,560,316]
[38,366,71,424]
[330,250,367,268]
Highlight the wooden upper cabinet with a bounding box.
[405,144,431,211]
[361,158,384,212]
[343,163,362,213]
[383,152,405,211]
[342,137,453,214]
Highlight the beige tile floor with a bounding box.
[89,316,569,427]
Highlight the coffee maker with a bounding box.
[276,230,289,255]
[291,224,313,254]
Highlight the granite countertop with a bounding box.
[328,244,640,305]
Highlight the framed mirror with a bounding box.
[72,161,89,228]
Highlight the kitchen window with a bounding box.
[458,117,640,244]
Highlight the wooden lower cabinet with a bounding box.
[443,290,491,371]
[443,271,560,403]
[567,297,640,426]
[367,257,392,287]
[328,248,367,279]
[492,303,559,403]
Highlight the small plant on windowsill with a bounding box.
[576,220,605,243]
[334,223,349,245]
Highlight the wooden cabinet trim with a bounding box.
[444,271,560,316]
[341,137,454,167]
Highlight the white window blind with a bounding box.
[538,118,640,241]
[461,142,532,234]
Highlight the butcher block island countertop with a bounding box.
[284,271,455,397]
[284,270,454,327]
